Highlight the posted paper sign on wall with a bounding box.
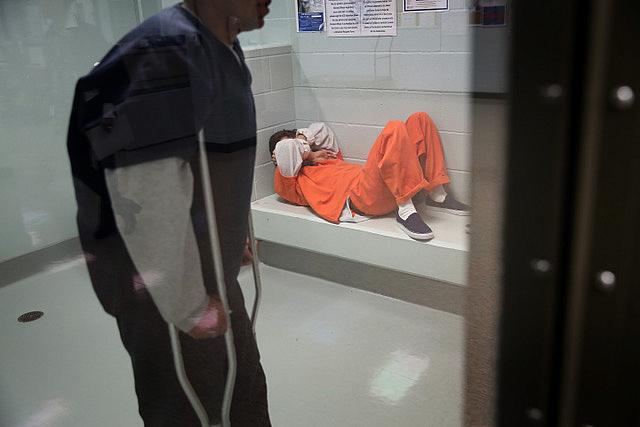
[404,0,448,12]
[297,0,326,32]
[327,0,397,37]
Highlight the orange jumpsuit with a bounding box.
[274,112,451,223]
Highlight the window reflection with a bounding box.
[0,0,138,261]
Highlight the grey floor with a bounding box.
[0,257,464,427]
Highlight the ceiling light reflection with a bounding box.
[369,350,430,405]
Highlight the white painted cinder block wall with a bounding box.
[246,1,501,205]
[245,46,296,201]
[292,0,475,204]
[241,2,297,202]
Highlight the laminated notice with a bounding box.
[327,0,397,37]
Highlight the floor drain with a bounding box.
[17,311,44,323]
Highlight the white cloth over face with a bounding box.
[273,138,310,177]
[273,122,340,178]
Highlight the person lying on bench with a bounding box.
[268,112,469,241]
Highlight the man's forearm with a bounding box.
[104,155,208,332]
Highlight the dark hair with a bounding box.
[268,129,297,154]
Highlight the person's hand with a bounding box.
[188,296,229,339]
[241,238,254,266]
[307,149,337,164]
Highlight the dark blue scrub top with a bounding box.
[71,4,256,162]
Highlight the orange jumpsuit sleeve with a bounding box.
[274,168,309,206]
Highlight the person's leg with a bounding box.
[349,121,434,239]
[182,281,271,427]
[116,301,208,427]
[405,112,470,215]
[404,112,450,191]
[116,285,270,427]
[350,121,427,214]
[224,284,271,427]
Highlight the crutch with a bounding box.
[247,209,263,334]
[167,129,263,427]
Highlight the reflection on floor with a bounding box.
[0,259,464,427]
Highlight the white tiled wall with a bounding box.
[291,0,483,204]
[248,2,509,204]
[244,46,296,201]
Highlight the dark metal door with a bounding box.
[497,0,584,424]
[560,0,640,426]
[497,0,640,426]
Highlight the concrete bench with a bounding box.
[251,194,469,286]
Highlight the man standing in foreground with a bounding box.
[67,1,272,425]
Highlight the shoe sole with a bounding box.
[425,206,471,216]
[396,222,435,241]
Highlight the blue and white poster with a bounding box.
[297,0,326,32]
